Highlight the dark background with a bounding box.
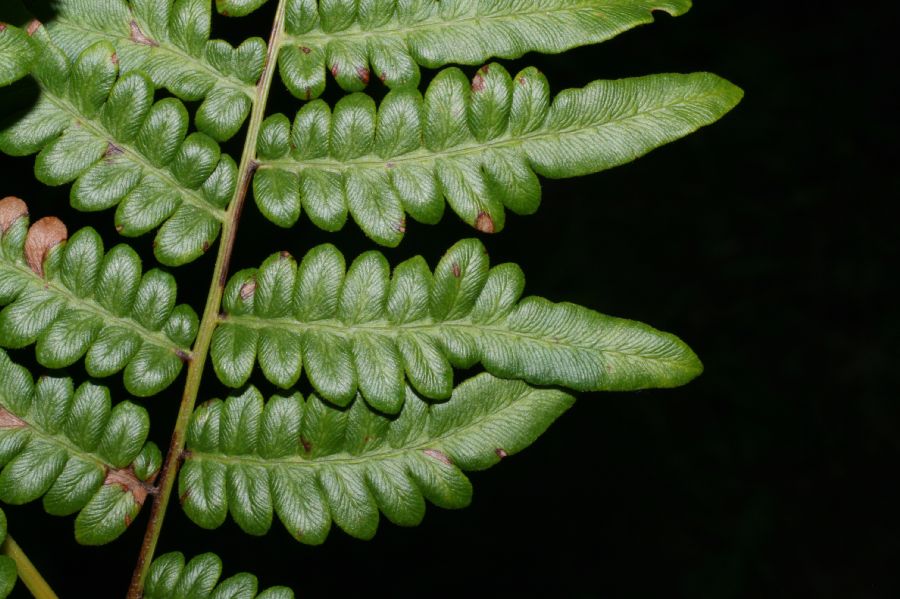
[2,1,897,597]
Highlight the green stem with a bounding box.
[2,535,59,599]
[125,2,288,596]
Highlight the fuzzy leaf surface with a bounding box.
[0,35,235,265]
[255,66,742,243]
[0,349,161,545]
[0,199,198,397]
[277,0,692,99]
[179,375,573,542]
[145,551,293,599]
[212,239,701,413]
[35,0,265,141]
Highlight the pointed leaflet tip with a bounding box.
[25,216,67,276]
[0,196,28,232]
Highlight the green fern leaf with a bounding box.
[0,34,235,265]
[276,0,692,99]
[179,374,572,542]
[0,507,15,599]
[255,65,742,243]
[145,551,293,599]
[0,198,198,397]
[0,349,161,545]
[0,22,37,87]
[211,238,700,414]
[36,0,265,141]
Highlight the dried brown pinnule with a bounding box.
[0,196,28,233]
[25,216,68,276]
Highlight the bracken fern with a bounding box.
[0,1,740,596]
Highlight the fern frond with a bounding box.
[254,65,742,244]
[179,374,572,542]
[0,349,161,545]
[0,507,15,599]
[0,198,198,397]
[36,0,265,141]
[0,35,236,266]
[211,238,700,414]
[146,551,293,599]
[0,22,37,87]
[276,0,692,99]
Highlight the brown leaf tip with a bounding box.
[471,74,486,92]
[25,216,68,276]
[0,23,6,32]
[474,211,495,233]
[129,20,159,46]
[26,19,42,36]
[424,449,453,466]
[105,467,151,508]
[0,196,28,233]
[356,66,370,85]
[495,448,508,459]
[0,407,27,429]
[239,278,257,301]
[300,46,311,54]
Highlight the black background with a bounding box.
[2,1,897,597]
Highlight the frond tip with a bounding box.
[179,375,574,543]
[276,0,693,99]
[145,551,293,599]
[0,349,162,545]
[0,198,199,397]
[254,65,743,244]
[212,238,702,414]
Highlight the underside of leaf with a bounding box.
[145,551,293,599]
[0,349,161,545]
[0,198,198,397]
[0,34,235,266]
[180,375,573,543]
[36,0,264,141]
[254,65,742,244]
[277,0,693,99]
[211,238,702,414]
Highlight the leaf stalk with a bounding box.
[1,534,59,599]
[126,1,289,596]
